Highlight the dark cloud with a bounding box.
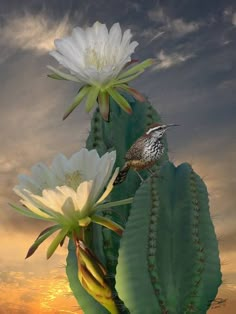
[159,0,236,21]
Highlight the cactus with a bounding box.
[66,96,221,314]
[116,162,222,314]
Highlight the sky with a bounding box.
[0,0,235,313]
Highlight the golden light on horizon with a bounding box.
[0,269,81,313]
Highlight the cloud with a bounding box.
[0,157,19,172]
[148,7,166,23]
[223,7,236,26]
[0,12,71,62]
[232,13,236,26]
[170,18,200,36]
[0,265,79,313]
[140,29,165,43]
[148,7,201,37]
[153,50,195,70]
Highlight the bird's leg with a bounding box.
[134,170,144,183]
[147,168,155,175]
[147,167,164,180]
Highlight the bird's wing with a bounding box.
[125,138,144,161]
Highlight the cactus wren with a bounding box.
[113,123,178,185]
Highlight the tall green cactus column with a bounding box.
[116,162,222,314]
[66,96,167,313]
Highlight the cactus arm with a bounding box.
[116,162,221,314]
[115,176,165,314]
[182,166,222,313]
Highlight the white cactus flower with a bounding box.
[50,22,138,86]
[48,21,154,121]
[12,149,132,258]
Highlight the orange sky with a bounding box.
[0,229,81,314]
[0,187,235,314]
[0,231,234,314]
[0,141,235,313]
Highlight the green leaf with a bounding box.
[98,91,110,121]
[96,198,133,210]
[47,65,80,82]
[91,215,124,236]
[114,71,144,85]
[63,85,91,120]
[26,225,61,259]
[118,84,146,102]
[9,203,50,221]
[47,73,68,80]
[117,59,154,80]
[85,86,100,112]
[47,228,69,259]
[107,88,132,114]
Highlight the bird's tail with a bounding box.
[113,162,130,185]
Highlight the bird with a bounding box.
[113,122,178,185]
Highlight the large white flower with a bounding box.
[48,21,154,121]
[50,22,138,86]
[12,148,132,258]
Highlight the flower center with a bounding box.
[65,171,82,190]
[85,46,117,70]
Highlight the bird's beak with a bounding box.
[165,124,180,128]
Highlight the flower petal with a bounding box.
[51,153,68,182]
[54,36,85,70]
[13,187,52,219]
[61,197,77,220]
[69,148,100,181]
[31,162,57,190]
[24,189,65,219]
[17,175,41,194]
[96,167,119,204]
[71,27,87,54]
[109,23,122,46]
[88,151,116,204]
[75,181,94,215]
